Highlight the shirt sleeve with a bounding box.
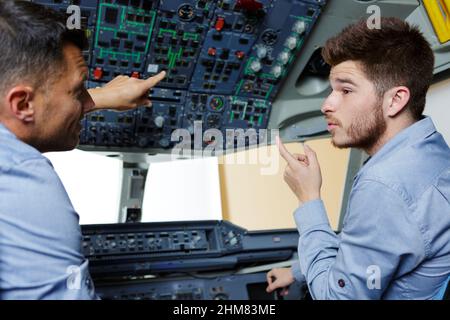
[294,180,426,299]
[0,157,98,300]
[290,259,306,284]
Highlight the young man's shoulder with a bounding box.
[362,133,450,203]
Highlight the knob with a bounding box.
[138,137,148,147]
[256,46,267,59]
[159,138,170,148]
[285,36,298,50]
[278,51,290,65]
[154,116,165,128]
[271,65,283,78]
[250,60,262,73]
[292,20,306,35]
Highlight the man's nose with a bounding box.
[321,95,335,114]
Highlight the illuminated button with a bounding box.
[209,96,224,111]
[271,65,283,78]
[293,20,306,35]
[93,67,103,80]
[285,36,298,50]
[207,47,217,56]
[235,51,245,60]
[250,60,262,73]
[215,17,225,32]
[154,116,165,128]
[278,51,290,65]
[131,71,140,78]
[256,46,267,59]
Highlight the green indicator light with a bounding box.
[258,115,264,126]
[210,96,224,111]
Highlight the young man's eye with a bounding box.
[342,89,351,95]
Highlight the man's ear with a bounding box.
[384,86,410,117]
[6,86,36,123]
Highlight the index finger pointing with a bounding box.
[143,71,166,89]
[276,136,297,165]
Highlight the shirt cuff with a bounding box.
[290,260,306,284]
[294,199,330,235]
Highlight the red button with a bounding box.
[236,0,263,11]
[93,67,103,80]
[208,47,217,56]
[215,17,225,32]
[131,72,140,78]
[235,51,245,59]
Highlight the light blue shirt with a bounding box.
[0,123,97,299]
[291,117,450,299]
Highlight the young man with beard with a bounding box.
[0,1,165,298]
[266,18,450,299]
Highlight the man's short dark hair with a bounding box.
[322,17,435,120]
[0,0,88,95]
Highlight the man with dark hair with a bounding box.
[0,1,165,298]
[266,18,450,299]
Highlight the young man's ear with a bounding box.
[6,86,36,123]
[384,86,410,117]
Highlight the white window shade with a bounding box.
[142,156,222,222]
[44,149,123,225]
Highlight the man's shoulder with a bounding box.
[0,128,61,203]
[362,133,450,203]
[0,127,47,173]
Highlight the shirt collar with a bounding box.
[356,116,437,178]
[0,122,16,139]
[0,122,44,159]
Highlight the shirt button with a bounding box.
[338,279,345,288]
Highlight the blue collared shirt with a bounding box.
[0,123,97,299]
[291,117,450,299]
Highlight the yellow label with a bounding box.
[423,0,450,43]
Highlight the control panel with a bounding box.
[32,0,327,152]
[95,271,306,300]
[81,220,299,277]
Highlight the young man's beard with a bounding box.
[332,100,387,151]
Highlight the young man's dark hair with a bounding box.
[322,17,435,120]
[0,0,87,95]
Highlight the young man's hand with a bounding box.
[277,136,322,205]
[266,267,296,296]
[87,71,166,112]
